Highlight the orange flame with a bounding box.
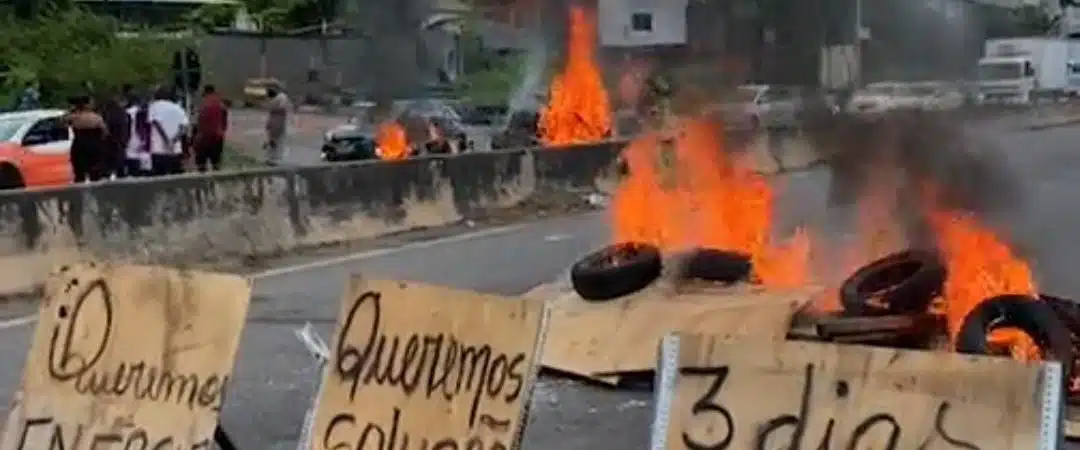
[377,121,410,161]
[539,6,612,146]
[610,119,809,288]
[926,192,1038,351]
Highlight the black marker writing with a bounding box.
[321,410,509,450]
[334,291,526,430]
[46,279,229,411]
[680,364,982,449]
[13,416,211,450]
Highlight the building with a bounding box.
[563,0,1046,85]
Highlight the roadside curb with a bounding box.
[1024,116,1080,131]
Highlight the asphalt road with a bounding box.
[2,118,1080,448]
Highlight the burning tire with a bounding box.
[956,294,1073,383]
[681,248,752,284]
[571,242,662,301]
[840,249,946,316]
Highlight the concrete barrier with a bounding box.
[0,131,828,296]
[0,143,629,296]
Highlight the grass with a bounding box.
[222,144,264,169]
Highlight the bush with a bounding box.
[0,8,183,106]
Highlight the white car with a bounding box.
[848,82,964,114]
[714,85,803,131]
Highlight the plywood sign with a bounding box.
[308,277,549,450]
[652,335,1062,450]
[541,284,810,381]
[0,262,252,450]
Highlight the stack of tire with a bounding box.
[569,242,753,301]
[840,249,1073,384]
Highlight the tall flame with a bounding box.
[611,119,809,288]
[539,6,612,146]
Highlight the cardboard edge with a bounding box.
[511,300,552,450]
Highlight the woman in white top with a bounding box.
[123,102,153,177]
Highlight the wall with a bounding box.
[597,0,688,47]
[197,33,457,102]
[0,143,625,296]
[197,34,367,102]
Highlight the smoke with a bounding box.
[801,110,1025,248]
[507,33,550,113]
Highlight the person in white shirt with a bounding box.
[147,86,190,176]
[123,101,153,177]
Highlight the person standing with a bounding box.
[194,85,228,172]
[263,86,290,166]
[64,95,108,183]
[98,89,131,178]
[14,81,41,111]
[124,99,153,177]
[148,86,189,176]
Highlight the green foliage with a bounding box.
[0,8,182,105]
[458,54,524,105]
[455,22,526,105]
[184,3,241,30]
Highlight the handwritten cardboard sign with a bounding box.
[309,277,549,450]
[0,262,252,450]
[653,335,1062,450]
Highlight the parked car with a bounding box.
[321,98,470,161]
[491,109,540,150]
[711,84,803,131]
[908,81,966,111]
[848,82,964,114]
[242,78,283,107]
[0,109,73,189]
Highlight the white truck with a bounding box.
[976,37,1080,104]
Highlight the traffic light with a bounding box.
[172,47,202,92]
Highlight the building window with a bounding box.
[631,12,653,32]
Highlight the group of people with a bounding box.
[63,83,230,182]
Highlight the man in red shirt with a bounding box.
[194,84,228,171]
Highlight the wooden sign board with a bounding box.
[540,282,812,384]
[0,262,252,450]
[652,334,1063,450]
[308,277,549,450]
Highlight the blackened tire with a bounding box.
[681,248,752,283]
[571,242,662,301]
[840,249,946,316]
[956,294,1073,385]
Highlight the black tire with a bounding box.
[840,249,946,316]
[956,294,1073,386]
[681,248,752,283]
[571,242,662,301]
[0,164,24,190]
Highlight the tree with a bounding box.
[0,8,179,105]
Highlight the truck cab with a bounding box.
[976,56,1037,104]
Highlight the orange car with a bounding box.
[0,109,73,189]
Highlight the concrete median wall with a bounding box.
[0,131,828,296]
[0,142,628,296]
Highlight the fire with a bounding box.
[610,119,809,288]
[377,121,409,160]
[539,6,612,146]
[926,195,1038,351]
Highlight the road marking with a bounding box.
[543,234,574,242]
[0,315,36,330]
[250,222,532,280]
[0,213,599,331]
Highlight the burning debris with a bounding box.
[565,110,1080,399]
[538,6,612,146]
[376,121,409,160]
[610,118,810,289]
